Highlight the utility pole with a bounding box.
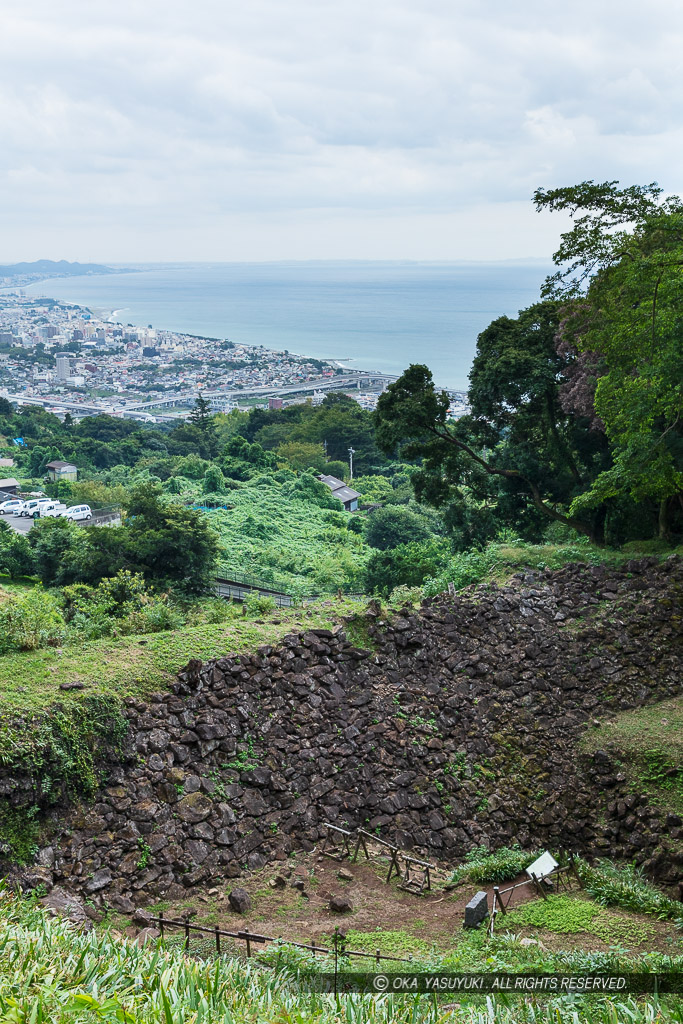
[348,446,356,481]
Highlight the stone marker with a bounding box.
[464,890,489,928]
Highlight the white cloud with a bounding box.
[1,0,682,259]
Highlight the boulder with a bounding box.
[228,887,252,914]
[176,792,213,824]
[329,894,353,914]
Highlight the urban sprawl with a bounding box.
[0,293,469,423]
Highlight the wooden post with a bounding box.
[184,922,190,950]
[311,938,316,958]
[333,928,339,998]
[215,926,221,954]
[569,855,583,889]
[531,872,547,900]
[159,911,164,939]
[376,948,381,966]
[245,929,251,958]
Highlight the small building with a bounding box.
[45,460,78,482]
[318,474,361,512]
[0,477,19,496]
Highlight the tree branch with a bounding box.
[425,423,595,539]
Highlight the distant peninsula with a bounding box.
[0,260,116,286]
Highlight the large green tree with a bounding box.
[534,180,683,538]
[375,302,610,543]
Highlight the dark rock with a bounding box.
[329,894,353,913]
[176,792,213,823]
[85,868,112,893]
[228,887,252,914]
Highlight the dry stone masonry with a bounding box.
[9,556,683,907]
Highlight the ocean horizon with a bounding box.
[26,260,553,390]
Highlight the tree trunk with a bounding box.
[658,497,671,542]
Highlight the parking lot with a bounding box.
[2,514,34,534]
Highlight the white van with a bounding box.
[65,504,92,521]
[16,498,47,517]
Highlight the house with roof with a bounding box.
[318,473,361,512]
[45,460,78,482]
[0,477,19,496]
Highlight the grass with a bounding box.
[0,597,365,714]
[4,888,683,1022]
[422,538,683,598]
[580,696,683,814]
[505,894,657,947]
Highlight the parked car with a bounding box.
[0,499,23,515]
[42,503,68,518]
[15,498,49,517]
[65,504,92,521]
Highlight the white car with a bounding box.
[0,499,23,515]
[65,504,92,521]
[41,502,68,518]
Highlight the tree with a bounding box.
[363,539,445,596]
[0,520,35,578]
[534,180,683,538]
[29,518,82,586]
[202,465,225,494]
[123,485,219,594]
[375,344,609,544]
[187,394,218,458]
[274,441,327,473]
[364,505,430,550]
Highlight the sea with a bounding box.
[25,260,552,391]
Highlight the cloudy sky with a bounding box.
[1,0,681,261]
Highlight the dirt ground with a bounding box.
[108,842,682,958]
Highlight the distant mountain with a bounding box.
[0,259,115,279]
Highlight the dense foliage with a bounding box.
[375,181,683,548]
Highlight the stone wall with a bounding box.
[16,556,683,905]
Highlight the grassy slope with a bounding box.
[207,482,369,592]
[0,598,364,715]
[581,696,683,814]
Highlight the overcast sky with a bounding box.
[1,0,682,262]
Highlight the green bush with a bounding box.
[244,592,277,616]
[576,858,683,925]
[364,539,446,596]
[0,589,65,653]
[450,845,538,885]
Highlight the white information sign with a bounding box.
[525,850,558,881]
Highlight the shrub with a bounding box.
[364,539,446,596]
[576,858,683,925]
[450,845,538,885]
[364,505,430,550]
[244,592,277,616]
[0,589,65,653]
[423,547,499,597]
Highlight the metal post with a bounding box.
[348,447,355,480]
[184,922,190,950]
[215,926,221,954]
[493,885,505,915]
[159,911,164,939]
[245,929,251,958]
